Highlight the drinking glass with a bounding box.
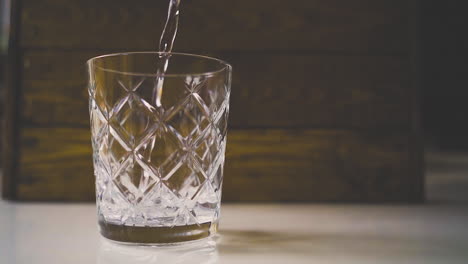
[87,52,232,245]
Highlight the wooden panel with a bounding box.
[422,0,468,148]
[0,56,3,167]
[3,0,422,202]
[16,128,419,202]
[21,51,411,129]
[18,128,95,201]
[2,0,21,199]
[21,0,410,54]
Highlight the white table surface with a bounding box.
[1,201,468,264]
[1,151,468,264]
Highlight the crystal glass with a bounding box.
[87,52,232,245]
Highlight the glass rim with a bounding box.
[87,51,232,78]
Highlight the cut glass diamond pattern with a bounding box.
[112,155,159,205]
[107,135,130,174]
[166,97,211,140]
[90,72,229,227]
[200,78,227,114]
[136,126,181,174]
[109,94,159,148]
[162,163,207,199]
[94,81,109,118]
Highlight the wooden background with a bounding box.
[421,1,468,150]
[2,0,423,202]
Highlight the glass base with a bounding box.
[99,220,218,245]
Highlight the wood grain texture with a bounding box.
[18,128,95,201]
[0,55,3,168]
[4,0,422,202]
[20,0,410,54]
[17,128,419,202]
[408,0,424,201]
[21,50,411,129]
[2,0,22,199]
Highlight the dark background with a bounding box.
[422,1,468,150]
[1,1,467,149]
[0,0,467,202]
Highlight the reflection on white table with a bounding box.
[97,237,219,264]
[1,201,468,264]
